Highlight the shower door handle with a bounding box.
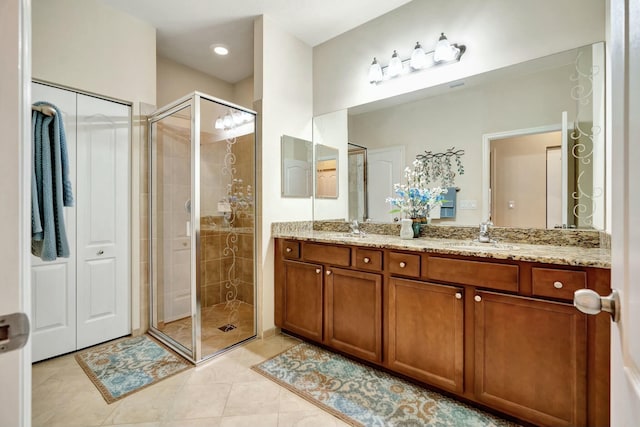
[186,221,191,237]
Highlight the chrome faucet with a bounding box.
[478,220,493,243]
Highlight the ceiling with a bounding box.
[100,0,412,84]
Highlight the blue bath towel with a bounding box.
[31,102,74,261]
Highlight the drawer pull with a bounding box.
[315,268,321,274]
[474,295,482,302]
[97,250,104,256]
[455,292,462,300]
[326,270,332,276]
[363,257,371,264]
[399,262,406,268]
[285,247,292,253]
[553,281,564,289]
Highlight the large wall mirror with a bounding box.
[281,135,313,198]
[312,42,606,230]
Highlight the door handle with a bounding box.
[573,289,620,322]
[0,312,30,354]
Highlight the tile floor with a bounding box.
[32,334,350,427]
[159,302,255,357]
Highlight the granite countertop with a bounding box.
[272,230,611,269]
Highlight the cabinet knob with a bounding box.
[553,281,563,289]
[474,295,482,302]
[285,247,292,253]
[399,262,406,268]
[326,270,332,275]
[455,292,462,300]
[315,268,321,274]
[363,257,371,264]
[97,249,104,256]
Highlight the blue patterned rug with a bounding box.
[75,335,191,403]
[253,342,520,427]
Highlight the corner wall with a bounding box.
[254,16,313,334]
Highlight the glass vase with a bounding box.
[412,219,422,238]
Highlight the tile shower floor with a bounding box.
[32,334,351,427]
[160,302,256,357]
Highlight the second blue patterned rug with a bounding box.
[252,341,519,427]
[75,335,191,403]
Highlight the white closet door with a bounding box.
[76,94,130,349]
[31,83,77,362]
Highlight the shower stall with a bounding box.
[148,92,256,363]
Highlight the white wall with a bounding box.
[254,15,313,333]
[156,55,234,108]
[32,0,156,334]
[32,0,155,105]
[313,0,605,115]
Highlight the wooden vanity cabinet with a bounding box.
[275,239,383,362]
[274,239,610,427]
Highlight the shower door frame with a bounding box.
[147,91,257,363]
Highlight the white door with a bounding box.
[609,0,640,423]
[30,83,77,362]
[76,94,130,349]
[367,146,404,222]
[0,0,31,426]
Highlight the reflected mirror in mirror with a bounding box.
[313,42,605,230]
[315,144,339,198]
[281,135,312,197]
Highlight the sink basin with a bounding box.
[447,241,519,251]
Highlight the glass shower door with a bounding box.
[150,102,194,359]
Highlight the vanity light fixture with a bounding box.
[368,32,466,84]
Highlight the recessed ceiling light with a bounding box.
[210,44,229,56]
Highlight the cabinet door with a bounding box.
[325,267,382,362]
[474,291,587,427]
[387,278,464,393]
[282,260,323,342]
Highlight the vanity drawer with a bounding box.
[282,240,300,259]
[425,256,519,292]
[532,267,587,301]
[354,248,383,271]
[388,252,421,278]
[303,242,351,266]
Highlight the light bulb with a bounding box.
[368,57,383,83]
[214,117,224,129]
[434,33,456,63]
[388,50,403,77]
[410,42,427,70]
[232,111,243,125]
[223,114,233,129]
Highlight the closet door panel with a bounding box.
[76,94,130,349]
[31,83,77,362]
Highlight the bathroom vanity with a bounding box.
[273,231,610,427]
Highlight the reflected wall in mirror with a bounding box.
[281,135,313,198]
[313,42,605,230]
[348,143,367,221]
[315,144,339,198]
